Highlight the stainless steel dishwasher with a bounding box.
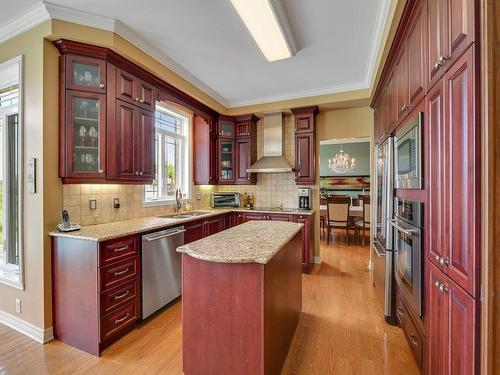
[142,226,185,319]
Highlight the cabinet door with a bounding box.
[64,90,106,179]
[137,80,156,111]
[185,220,204,244]
[114,100,137,179]
[295,133,315,184]
[373,100,381,143]
[193,115,211,184]
[385,70,397,135]
[427,264,447,375]
[235,137,253,183]
[218,139,235,183]
[116,68,137,104]
[244,213,268,221]
[427,79,447,269]
[294,113,314,133]
[444,274,478,375]
[235,120,250,136]
[218,118,235,138]
[427,0,446,88]
[135,109,155,181]
[407,0,426,109]
[295,215,311,273]
[204,217,223,236]
[65,55,106,94]
[445,0,475,70]
[444,46,479,297]
[396,45,409,120]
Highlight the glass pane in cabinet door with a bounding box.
[220,141,233,180]
[73,97,100,173]
[220,121,234,137]
[73,63,101,88]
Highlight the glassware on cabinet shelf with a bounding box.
[73,63,100,87]
[79,125,87,147]
[88,127,97,147]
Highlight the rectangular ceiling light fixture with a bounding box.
[229,0,297,62]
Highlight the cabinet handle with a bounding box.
[139,99,145,103]
[134,97,139,102]
[99,169,105,173]
[408,335,418,346]
[114,268,129,276]
[99,83,105,88]
[438,55,447,66]
[434,281,441,289]
[438,283,449,293]
[439,257,449,266]
[114,246,129,253]
[114,313,130,324]
[114,290,130,300]
[434,60,440,70]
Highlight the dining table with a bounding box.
[319,204,363,218]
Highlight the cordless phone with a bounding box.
[57,209,81,232]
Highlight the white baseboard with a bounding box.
[0,310,54,343]
[314,256,321,264]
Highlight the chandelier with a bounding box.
[328,145,357,174]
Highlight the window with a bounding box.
[144,103,191,204]
[0,55,24,289]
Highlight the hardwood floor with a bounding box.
[0,236,418,375]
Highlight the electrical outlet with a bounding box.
[196,193,201,201]
[15,299,21,314]
[89,198,97,210]
[113,197,120,209]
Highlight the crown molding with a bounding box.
[0,2,49,44]
[363,0,392,88]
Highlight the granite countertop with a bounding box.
[49,207,315,242]
[177,221,303,264]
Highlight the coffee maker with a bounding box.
[298,187,312,210]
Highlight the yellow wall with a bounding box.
[0,21,52,330]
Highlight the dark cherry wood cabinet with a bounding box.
[52,234,141,356]
[184,215,224,244]
[426,0,476,89]
[292,106,318,185]
[407,0,427,110]
[427,46,480,298]
[116,68,156,111]
[427,263,478,375]
[396,44,410,120]
[234,114,258,184]
[193,115,218,185]
[107,99,155,182]
[64,54,107,94]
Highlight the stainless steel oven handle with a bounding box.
[370,239,385,257]
[388,219,417,236]
[146,229,186,242]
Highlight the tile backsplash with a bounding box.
[62,114,311,226]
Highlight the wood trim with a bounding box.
[53,39,219,122]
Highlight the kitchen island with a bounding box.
[177,220,303,375]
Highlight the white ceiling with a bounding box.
[0,0,390,108]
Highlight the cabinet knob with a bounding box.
[134,97,139,102]
[98,169,105,173]
[435,255,440,262]
[438,55,447,66]
[434,281,440,289]
[135,171,139,176]
[139,171,144,176]
[408,335,418,346]
[99,83,105,88]
[139,99,145,103]
[438,283,448,293]
[434,60,440,70]
[439,256,449,266]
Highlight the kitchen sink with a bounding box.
[158,211,211,219]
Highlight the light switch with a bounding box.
[89,198,97,210]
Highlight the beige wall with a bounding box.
[0,21,52,330]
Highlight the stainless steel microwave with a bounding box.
[394,112,423,189]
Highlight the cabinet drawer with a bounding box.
[99,256,140,291]
[99,300,139,343]
[396,293,423,370]
[100,236,138,266]
[100,277,140,316]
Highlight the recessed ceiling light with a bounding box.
[229,0,297,62]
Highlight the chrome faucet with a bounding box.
[175,188,182,213]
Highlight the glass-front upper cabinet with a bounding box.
[65,54,107,94]
[219,140,234,181]
[219,118,235,138]
[65,91,106,179]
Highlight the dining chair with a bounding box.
[355,195,371,246]
[326,196,351,245]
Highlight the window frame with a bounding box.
[143,103,192,207]
[0,55,24,290]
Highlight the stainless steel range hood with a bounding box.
[246,112,293,173]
